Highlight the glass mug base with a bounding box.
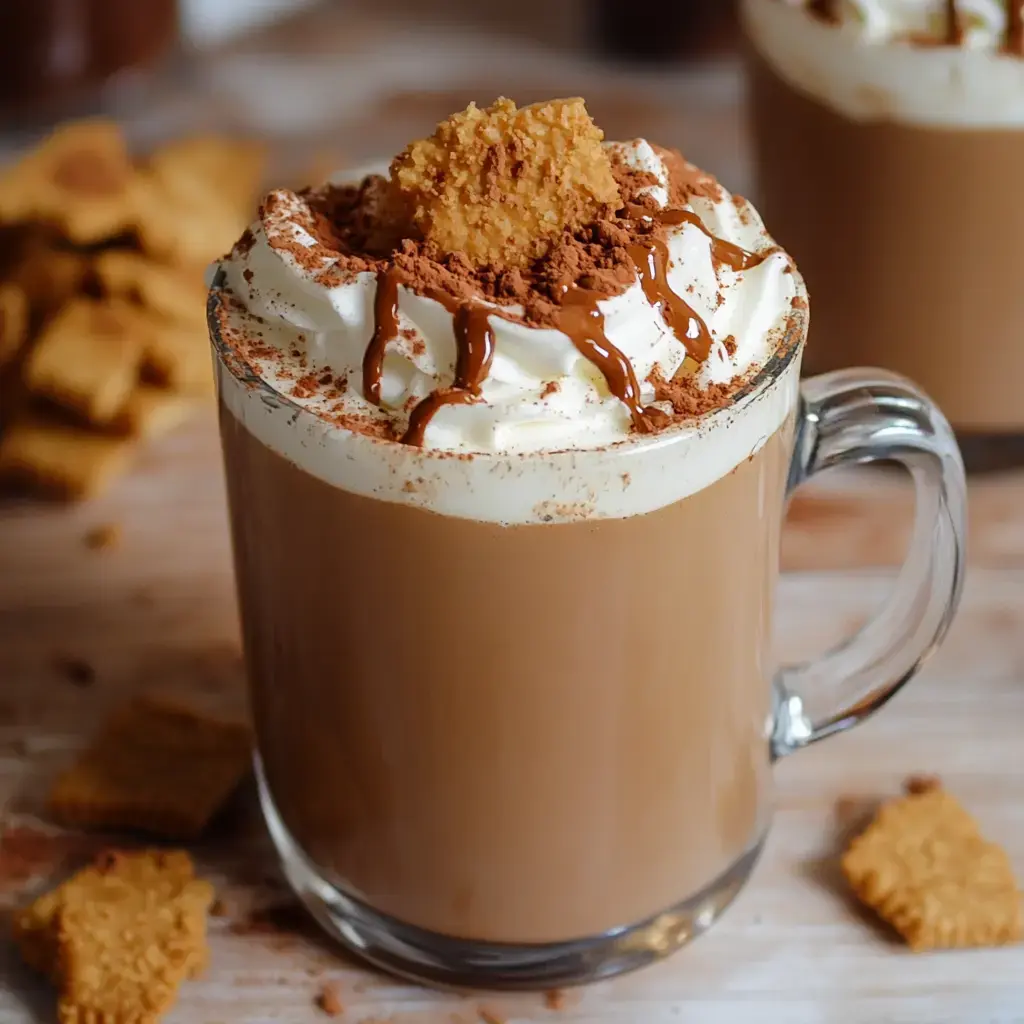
[256,755,767,990]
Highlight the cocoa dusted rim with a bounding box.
[207,264,808,456]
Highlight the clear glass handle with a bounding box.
[771,368,967,758]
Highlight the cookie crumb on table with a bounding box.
[842,781,1022,951]
[315,982,344,1017]
[47,694,251,840]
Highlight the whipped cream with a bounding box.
[220,141,797,456]
[747,0,1024,126]
[781,0,1012,48]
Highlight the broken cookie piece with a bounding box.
[23,299,148,424]
[13,849,213,1024]
[0,120,139,245]
[113,385,198,439]
[0,282,29,368]
[147,135,267,221]
[0,120,267,502]
[390,97,621,268]
[94,251,209,328]
[0,412,134,499]
[47,695,252,840]
[842,783,1022,951]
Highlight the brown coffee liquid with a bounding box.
[221,406,793,944]
[748,51,1024,441]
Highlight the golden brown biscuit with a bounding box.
[0,282,29,368]
[133,164,251,268]
[0,120,139,245]
[8,235,88,315]
[0,122,267,504]
[0,412,134,498]
[147,135,266,218]
[94,251,208,327]
[141,321,214,394]
[390,97,621,268]
[842,785,1022,951]
[113,385,197,439]
[48,695,251,840]
[23,299,148,424]
[14,849,213,1024]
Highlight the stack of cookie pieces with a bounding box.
[0,120,265,499]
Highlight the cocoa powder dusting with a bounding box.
[650,367,734,420]
[652,144,724,206]
[610,156,660,206]
[234,228,256,256]
[291,372,320,399]
[222,136,787,445]
[255,147,734,334]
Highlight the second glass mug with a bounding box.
[210,275,966,989]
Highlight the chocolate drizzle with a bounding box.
[363,201,765,446]
[808,0,838,22]
[945,0,1024,53]
[402,390,479,446]
[557,287,652,432]
[362,268,401,405]
[1009,2,1024,54]
[452,304,497,391]
[945,0,963,45]
[628,240,713,363]
[623,203,772,362]
[631,206,772,272]
[400,302,496,445]
[810,0,1024,53]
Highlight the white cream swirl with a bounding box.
[779,0,1012,47]
[220,140,797,455]
[747,0,1024,125]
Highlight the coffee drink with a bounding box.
[743,0,1024,462]
[211,97,965,986]
[219,400,794,943]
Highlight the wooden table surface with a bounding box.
[2,7,1024,1022]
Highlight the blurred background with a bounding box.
[0,0,751,507]
[0,0,744,187]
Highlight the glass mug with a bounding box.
[741,0,1024,470]
[209,268,965,989]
